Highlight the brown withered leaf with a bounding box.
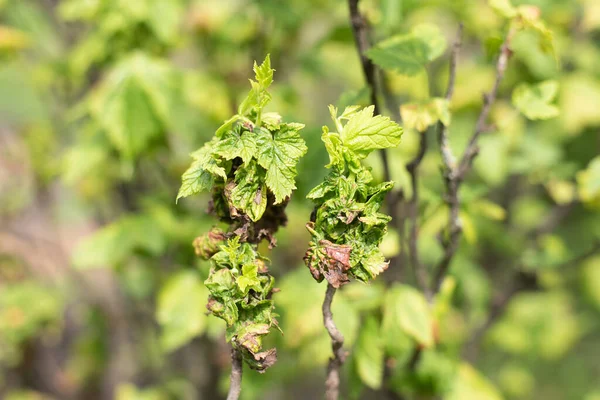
[321,240,352,270]
[193,227,226,259]
[304,240,353,288]
[252,348,277,373]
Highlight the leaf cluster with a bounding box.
[178,56,307,237]
[177,56,306,372]
[204,237,279,371]
[304,106,403,287]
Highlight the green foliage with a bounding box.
[0,282,63,366]
[512,80,559,120]
[72,214,165,270]
[400,98,451,132]
[367,24,447,76]
[354,316,384,389]
[156,271,208,352]
[177,56,307,219]
[205,238,278,371]
[304,105,402,287]
[89,53,176,160]
[386,284,434,348]
[3,0,600,399]
[577,156,600,209]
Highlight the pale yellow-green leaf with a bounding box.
[447,363,504,400]
[388,284,434,348]
[156,271,208,352]
[354,316,384,389]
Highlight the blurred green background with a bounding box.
[0,0,599,399]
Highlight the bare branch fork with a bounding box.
[433,24,514,293]
[227,348,243,400]
[323,283,347,400]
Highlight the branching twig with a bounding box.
[323,283,347,400]
[433,24,514,293]
[433,25,464,293]
[406,132,431,299]
[348,0,391,183]
[457,27,515,179]
[226,348,243,400]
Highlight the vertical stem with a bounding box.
[348,0,391,183]
[322,283,346,400]
[226,347,243,400]
[406,131,431,300]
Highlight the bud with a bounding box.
[193,227,226,259]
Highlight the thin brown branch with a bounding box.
[434,24,515,293]
[457,27,515,179]
[348,0,391,183]
[323,283,347,400]
[226,347,243,400]
[406,132,431,299]
[433,25,463,294]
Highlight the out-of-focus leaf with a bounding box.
[72,215,165,269]
[401,98,450,132]
[0,282,62,346]
[512,80,559,120]
[546,180,576,205]
[446,363,504,400]
[577,156,600,209]
[386,284,434,348]
[498,363,534,399]
[90,53,175,159]
[382,287,413,357]
[489,292,582,359]
[489,0,516,18]
[354,316,384,389]
[0,25,30,52]
[156,271,208,352]
[560,74,600,133]
[582,256,600,310]
[367,24,447,76]
[433,277,456,320]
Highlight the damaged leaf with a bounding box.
[304,105,402,286]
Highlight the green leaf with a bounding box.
[157,271,208,352]
[72,215,165,269]
[238,55,274,116]
[177,142,226,202]
[354,316,384,389]
[339,106,403,155]
[512,80,559,120]
[400,98,450,131]
[367,36,429,76]
[253,54,274,89]
[230,162,268,222]
[237,264,261,293]
[146,0,183,44]
[518,6,556,57]
[256,125,307,203]
[213,127,258,163]
[412,24,447,61]
[382,287,413,357]
[90,53,175,159]
[389,284,434,348]
[577,156,600,209]
[447,363,504,400]
[489,0,517,18]
[367,24,447,76]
